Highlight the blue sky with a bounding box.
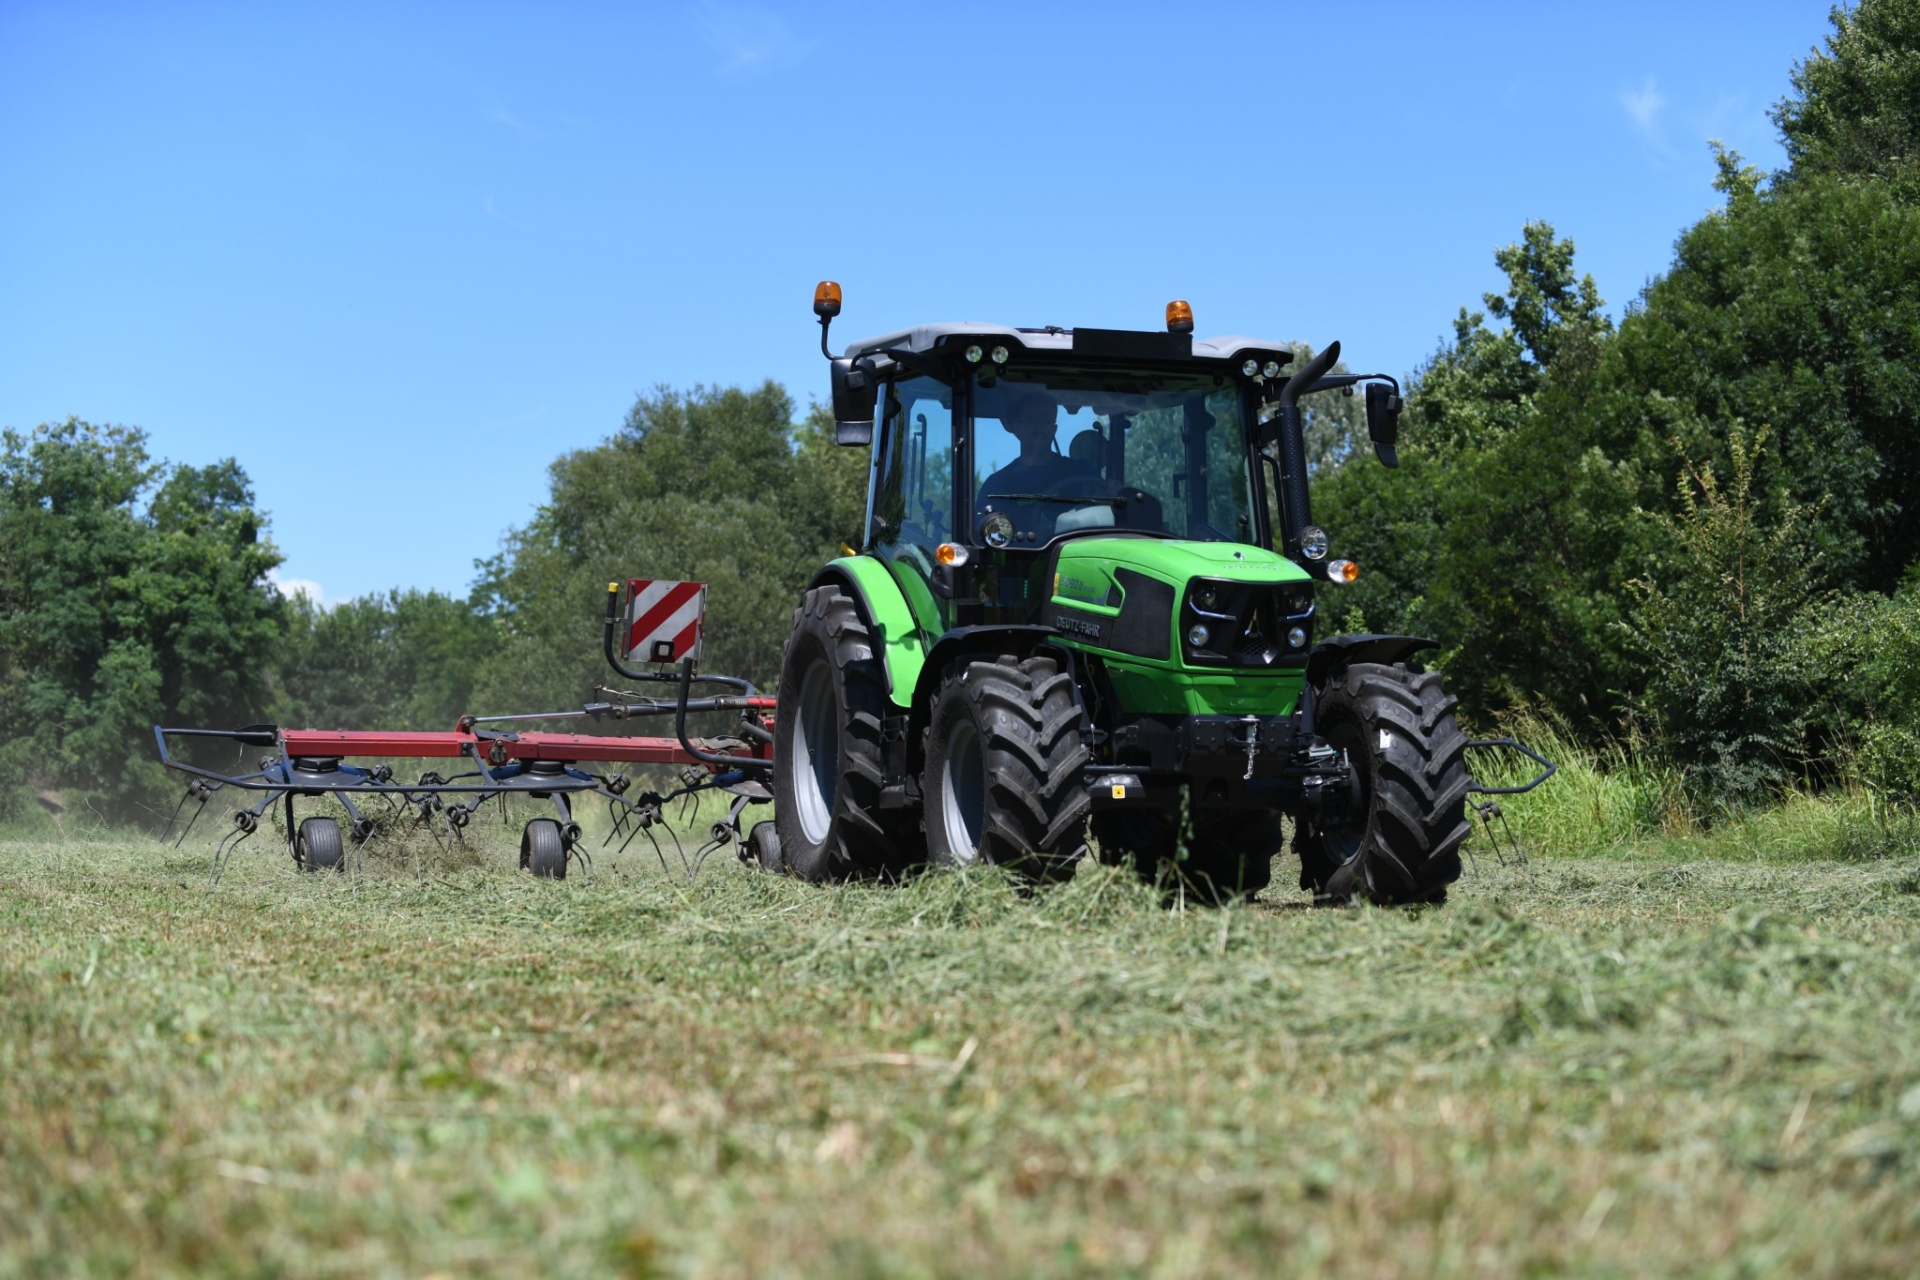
[1,1,1833,604]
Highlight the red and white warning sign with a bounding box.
[624,579,707,665]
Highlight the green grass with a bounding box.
[3,803,1918,1277]
[1469,714,1920,864]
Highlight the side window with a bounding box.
[870,377,956,636]
[872,378,955,553]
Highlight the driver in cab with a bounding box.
[976,391,1100,539]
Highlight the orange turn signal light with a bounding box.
[1327,558,1360,584]
[814,280,843,318]
[1165,299,1194,334]
[935,543,969,567]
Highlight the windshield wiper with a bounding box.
[988,493,1127,506]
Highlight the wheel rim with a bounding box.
[940,717,986,863]
[792,658,838,845]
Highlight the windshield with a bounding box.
[972,368,1253,545]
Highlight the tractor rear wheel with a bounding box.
[923,653,1090,883]
[773,585,916,880]
[296,816,345,873]
[1296,661,1469,905]
[1093,808,1278,904]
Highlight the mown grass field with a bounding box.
[3,794,1918,1277]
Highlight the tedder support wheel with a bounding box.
[747,820,783,873]
[1297,661,1470,905]
[521,818,569,880]
[923,653,1090,883]
[296,816,345,873]
[1092,809,1278,904]
[773,585,917,881]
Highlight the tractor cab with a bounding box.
[868,361,1265,632]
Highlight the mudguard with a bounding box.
[1306,634,1440,688]
[911,625,1061,712]
[807,558,926,707]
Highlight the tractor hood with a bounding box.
[1055,537,1313,591]
[1044,538,1315,717]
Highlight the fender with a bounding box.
[910,625,1062,714]
[807,558,926,708]
[1306,634,1440,689]
[907,624,1063,776]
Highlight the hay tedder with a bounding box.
[155,579,778,883]
[159,284,1552,901]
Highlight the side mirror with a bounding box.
[830,357,877,445]
[1365,382,1402,468]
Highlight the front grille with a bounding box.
[1181,579,1313,668]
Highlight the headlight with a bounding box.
[1193,584,1222,612]
[1299,525,1329,560]
[1187,624,1211,647]
[982,513,1015,549]
[1287,626,1308,649]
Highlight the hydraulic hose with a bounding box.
[675,658,772,772]
[1274,340,1341,556]
[603,583,758,695]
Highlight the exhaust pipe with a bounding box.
[1273,340,1340,558]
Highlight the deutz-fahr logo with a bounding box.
[1052,611,1102,640]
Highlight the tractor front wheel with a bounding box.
[923,653,1089,883]
[773,585,916,880]
[1297,661,1469,905]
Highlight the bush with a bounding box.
[1625,429,1834,803]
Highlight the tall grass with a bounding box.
[1471,711,1920,863]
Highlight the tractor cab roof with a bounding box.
[841,322,1293,373]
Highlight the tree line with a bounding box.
[3,0,1915,826]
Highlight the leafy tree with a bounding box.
[274,589,493,732]
[0,420,282,822]
[1773,0,1920,198]
[1319,117,1919,750]
[472,384,867,715]
[1583,151,1920,593]
[1313,222,1637,722]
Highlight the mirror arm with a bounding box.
[1304,372,1401,396]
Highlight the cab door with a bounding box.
[868,376,958,643]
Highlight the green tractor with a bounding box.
[764,283,1473,904]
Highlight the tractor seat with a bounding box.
[1067,428,1105,472]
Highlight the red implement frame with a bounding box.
[279,719,774,769]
